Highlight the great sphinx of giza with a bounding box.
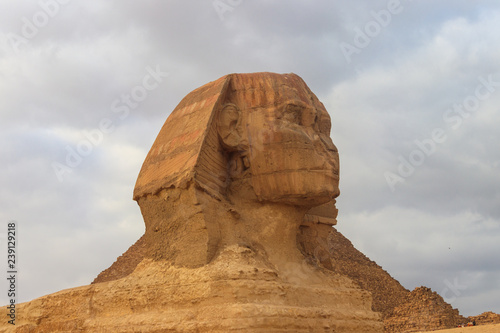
[4,73,384,332]
[96,72,342,275]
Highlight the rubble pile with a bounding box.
[468,311,500,326]
[384,286,466,332]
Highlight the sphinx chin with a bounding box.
[250,170,339,207]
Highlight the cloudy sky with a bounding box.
[1,0,499,317]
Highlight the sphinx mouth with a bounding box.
[253,169,339,180]
[311,164,339,177]
[306,168,339,176]
[324,168,339,176]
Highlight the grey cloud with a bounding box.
[1,0,499,317]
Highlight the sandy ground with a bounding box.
[418,323,500,333]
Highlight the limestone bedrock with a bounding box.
[3,72,383,332]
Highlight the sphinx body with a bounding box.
[4,73,383,333]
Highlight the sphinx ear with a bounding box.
[217,103,244,151]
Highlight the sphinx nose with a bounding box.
[315,134,339,173]
[319,134,338,152]
[303,128,338,155]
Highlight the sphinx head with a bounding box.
[134,72,339,208]
[217,73,339,206]
[132,73,339,266]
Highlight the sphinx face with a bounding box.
[237,85,340,206]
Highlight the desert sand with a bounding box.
[418,323,500,333]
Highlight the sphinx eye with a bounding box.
[318,116,331,135]
[282,104,302,124]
